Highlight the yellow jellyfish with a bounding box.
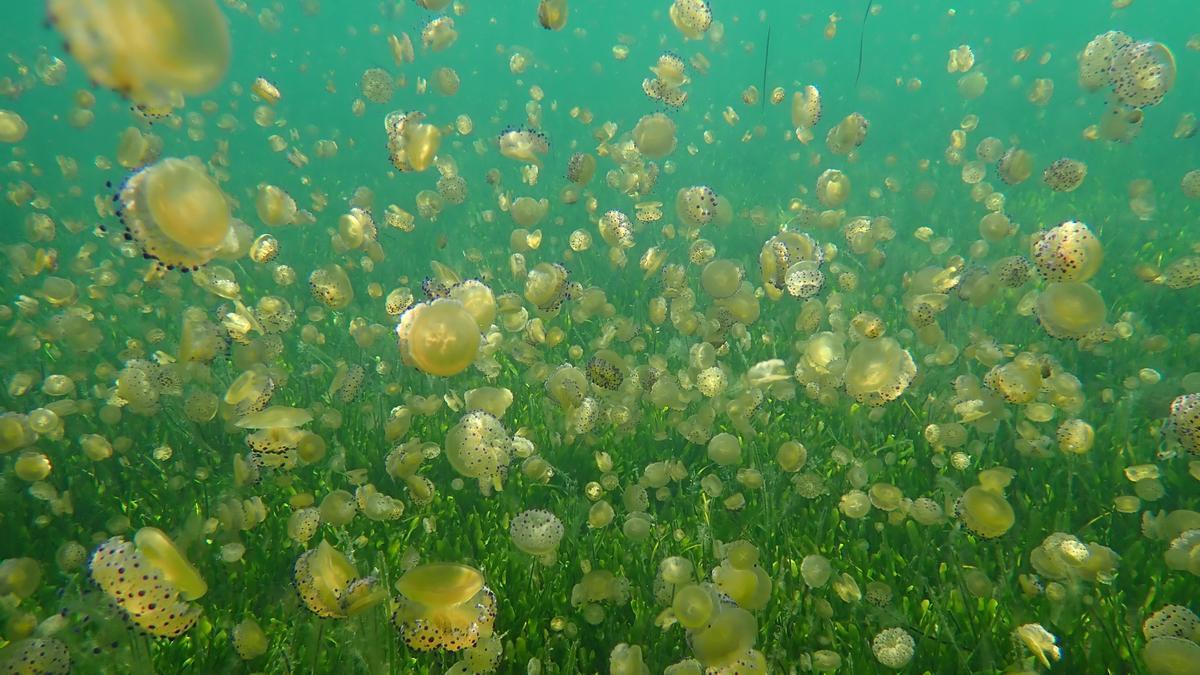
[669,0,713,40]
[444,410,511,491]
[537,0,568,30]
[1035,282,1107,339]
[599,210,635,249]
[0,638,70,674]
[826,113,869,154]
[1182,170,1200,199]
[422,16,458,52]
[308,264,354,310]
[633,113,678,158]
[1042,158,1088,192]
[984,355,1043,405]
[498,126,549,165]
[509,509,564,565]
[392,563,497,652]
[361,68,395,104]
[0,110,28,143]
[873,628,915,668]
[1168,394,1200,456]
[386,110,442,172]
[293,541,386,618]
[1079,31,1131,92]
[586,350,626,391]
[567,152,597,185]
[89,528,206,638]
[397,299,481,377]
[816,169,851,207]
[843,337,917,406]
[1142,637,1200,675]
[524,262,571,312]
[108,157,231,272]
[1032,221,1103,282]
[997,147,1034,185]
[791,85,822,130]
[48,0,230,109]
[689,606,758,669]
[955,486,1015,539]
[701,260,743,299]
[1111,41,1176,108]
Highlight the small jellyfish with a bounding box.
[422,16,458,52]
[386,110,442,172]
[997,147,1034,185]
[669,0,713,40]
[826,113,869,155]
[510,509,565,565]
[397,299,482,377]
[816,169,851,207]
[1110,41,1176,109]
[361,68,395,104]
[308,264,355,310]
[1042,158,1088,192]
[872,628,915,668]
[537,0,568,30]
[843,337,917,406]
[566,152,597,184]
[791,85,822,130]
[1032,221,1103,282]
[955,485,1015,539]
[0,638,70,674]
[109,157,231,272]
[48,0,230,109]
[0,110,29,143]
[293,541,386,618]
[1168,394,1200,456]
[498,126,549,165]
[392,563,497,652]
[633,113,678,159]
[1181,170,1200,199]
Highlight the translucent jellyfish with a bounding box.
[1168,394,1200,456]
[1162,257,1200,289]
[785,262,825,299]
[955,486,1015,539]
[688,606,758,669]
[567,152,597,184]
[0,638,70,674]
[498,126,549,165]
[393,563,496,652]
[1032,221,1103,282]
[984,356,1043,405]
[1015,624,1062,668]
[232,618,269,660]
[397,299,482,377]
[997,147,1034,185]
[707,433,742,466]
[1079,31,1131,91]
[843,338,917,406]
[1142,636,1200,675]
[0,110,28,143]
[586,350,626,391]
[444,410,511,491]
[48,0,230,109]
[510,509,565,565]
[537,0,569,30]
[1035,282,1107,340]
[1165,529,1200,575]
[872,627,915,668]
[633,113,677,158]
[791,85,822,130]
[677,186,719,227]
[816,169,851,207]
[108,157,231,271]
[422,16,458,52]
[1182,170,1200,199]
[669,0,713,40]
[1110,41,1176,108]
[993,255,1033,288]
[599,210,636,249]
[89,527,206,638]
[385,110,442,172]
[610,643,649,675]
[524,262,570,312]
[1143,605,1200,641]
[1042,158,1088,192]
[701,260,743,299]
[293,541,386,618]
[826,113,869,154]
[308,264,354,310]
[361,68,394,104]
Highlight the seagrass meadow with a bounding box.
[1,0,1200,673]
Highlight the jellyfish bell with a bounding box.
[955,486,1015,539]
[110,157,231,272]
[651,52,689,89]
[392,563,497,652]
[816,169,851,208]
[510,509,564,563]
[308,264,354,310]
[1042,158,1088,192]
[1035,282,1107,340]
[688,606,758,668]
[422,16,458,52]
[1110,40,1176,108]
[386,110,442,172]
[397,298,482,377]
[537,0,568,30]
[669,0,713,40]
[49,0,231,109]
[293,541,385,619]
[89,530,205,638]
[633,113,678,159]
[791,85,822,130]
[997,147,1034,185]
[498,126,549,165]
[843,337,917,406]
[1032,220,1103,282]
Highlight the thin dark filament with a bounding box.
[855,0,874,88]
[760,25,771,112]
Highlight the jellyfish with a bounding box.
[816,169,851,207]
[293,541,386,618]
[633,113,677,159]
[669,0,713,40]
[48,0,230,109]
[361,68,395,104]
[826,113,869,155]
[997,147,1034,185]
[610,643,650,675]
[1168,394,1200,456]
[498,126,549,165]
[785,262,825,299]
[586,351,626,391]
[1079,31,1131,91]
[0,638,70,674]
[422,16,458,52]
[1015,624,1062,668]
[872,628,915,668]
[598,211,635,249]
[1143,605,1200,641]
[308,264,354,310]
[1182,170,1200,199]
[444,410,512,492]
[524,262,571,313]
[106,157,232,272]
[1032,221,1103,282]
[0,110,28,143]
[385,110,441,172]
[843,337,917,406]
[509,509,565,565]
[1043,158,1088,192]
[89,527,206,638]
[1110,41,1176,109]
[537,0,569,30]
[567,152,597,184]
[392,563,497,652]
[791,85,822,130]
[397,299,482,377]
[955,486,1015,539]
[688,605,758,669]
[1035,282,1107,340]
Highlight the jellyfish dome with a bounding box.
[1042,158,1088,192]
[89,528,206,638]
[293,541,386,618]
[444,410,512,490]
[1035,282,1107,340]
[843,337,917,406]
[669,0,713,40]
[111,157,231,272]
[1110,41,1176,109]
[397,298,482,377]
[510,509,565,564]
[955,486,1015,539]
[49,0,231,109]
[392,563,497,652]
[1032,221,1103,282]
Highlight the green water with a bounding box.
[1,0,1199,673]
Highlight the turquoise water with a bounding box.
[1,1,1199,673]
